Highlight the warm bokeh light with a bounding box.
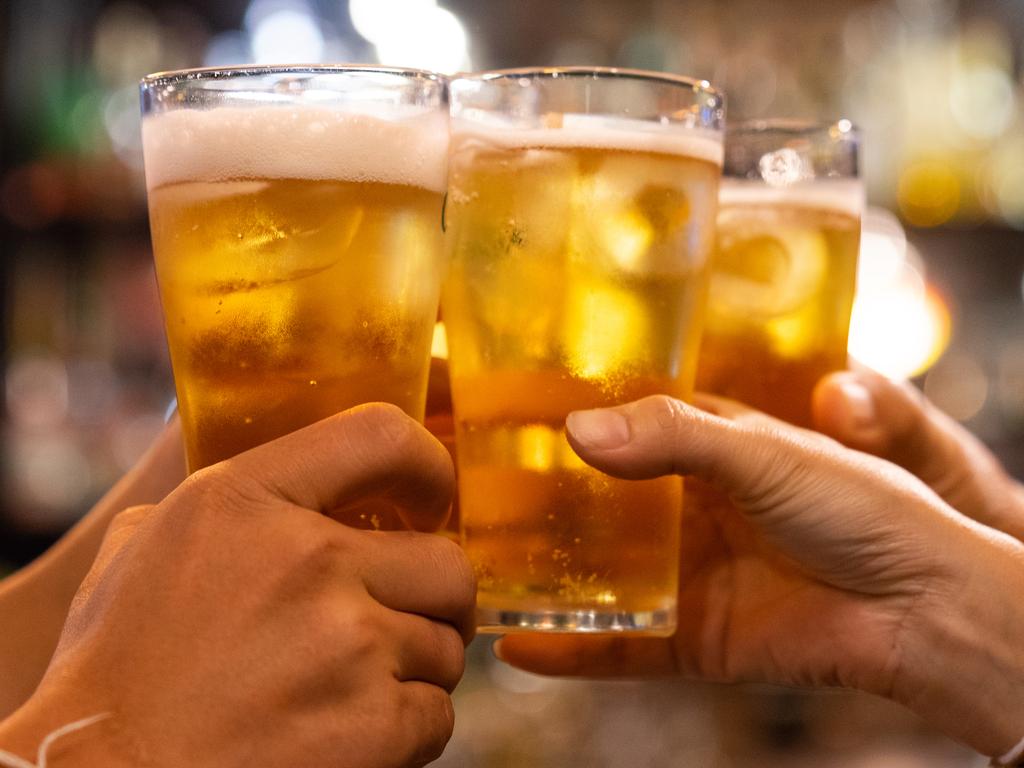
[897,161,961,228]
[924,353,990,422]
[431,321,449,359]
[348,0,470,73]
[847,209,951,379]
[849,283,951,380]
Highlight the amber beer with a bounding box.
[698,180,862,427]
[141,68,448,477]
[444,70,724,633]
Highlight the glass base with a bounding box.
[476,606,676,636]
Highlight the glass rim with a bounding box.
[140,63,446,89]
[727,117,860,138]
[451,66,721,98]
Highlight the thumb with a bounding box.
[189,403,454,533]
[812,371,1024,541]
[566,396,959,593]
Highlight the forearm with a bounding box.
[0,421,184,717]
[894,524,1024,758]
[0,509,119,718]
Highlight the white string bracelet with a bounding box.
[992,735,1024,767]
[0,713,111,768]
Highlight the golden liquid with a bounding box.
[149,178,444,472]
[443,143,719,630]
[697,202,861,427]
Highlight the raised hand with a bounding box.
[813,368,1024,541]
[0,404,475,768]
[497,395,1024,760]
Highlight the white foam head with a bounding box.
[142,105,449,192]
[719,178,865,216]
[451,113,723,166]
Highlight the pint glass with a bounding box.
[697,120,862,426]
[443,69,724,633]
[140,67,448,482]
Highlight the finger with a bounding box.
[694,392,839,448]
[378,684,454,765]
[564,395,962,592]
[356,531,477,644]
[392,613,466,692]
[392,681,455,768]
[813,371,1024,540]
[189,403,455,533]
[493,634,677,678]
[565,395,785,484]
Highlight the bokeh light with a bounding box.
[92,2,163,86]
[431,321,449,359]
[246,0,325,64]
[923,353,989,422]
[6,356,70,430]
[949,64,1015,140]
[996,341,1024,424]
[897,161,961,227]
[848,209,951,379]
[204,30,252,67]
[349,0,470,73]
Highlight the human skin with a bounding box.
[496,393,1024,760]
[813,368,1024,542]
[0,419,187,718]
[0,360,461,720]
[0,404,475,768]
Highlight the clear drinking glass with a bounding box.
[443,67,725,634]
[140,66,449,504]
[696,119,863,427]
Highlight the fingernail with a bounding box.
[838,380,876,428]
[492,638,506,661]
[566,409,631,450]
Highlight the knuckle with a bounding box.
[110,504,154,530]
[427,536,477,607]
[648,395,696,475]
[403,688,454,765]
[339,602,387,659]
[436,625,467,687]
[649,394,686,433]
[284,523,349,577]
[730,426,815,511]
[348,402,418,449]
[173,465,262,519]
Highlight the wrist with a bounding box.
[0,693,125,767]
[894,525,1024,758]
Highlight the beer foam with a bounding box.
[719,178,865,216]
[451,114,723,166]
[142,106,448,192]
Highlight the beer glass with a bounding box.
[443,68,724,634]
[140,66,449,483]
[697,120,862,426]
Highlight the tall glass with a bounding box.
[443,68,724,634]
[140,66,449,490]
[697,120,862,427]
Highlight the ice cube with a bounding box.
[709,222,828,321]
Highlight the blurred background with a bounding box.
[0,0,1021,765]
